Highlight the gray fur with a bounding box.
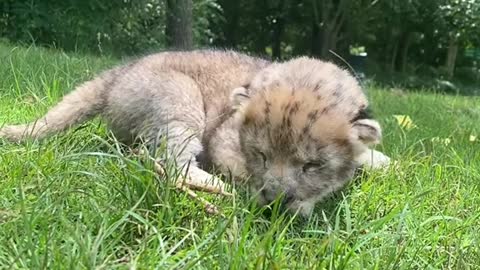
[0,50,389,216]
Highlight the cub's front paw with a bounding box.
[355,149,391,170]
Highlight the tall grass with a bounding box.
[1,43,479,269]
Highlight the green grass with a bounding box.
[1,43,479,269]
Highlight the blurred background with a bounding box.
[1,0,479,92]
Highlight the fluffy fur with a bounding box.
[0,50,390,216]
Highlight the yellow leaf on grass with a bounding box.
[443,138,451,146]
[470,135,477,142]
[431,137,452,146]
[393,115,417,130]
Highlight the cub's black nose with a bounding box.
[282,190,295,205]
[261,188,295,206]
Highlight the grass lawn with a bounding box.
[1,43,479,269]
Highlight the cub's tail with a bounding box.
[0,74,110,142]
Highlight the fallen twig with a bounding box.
[132,148,230,215]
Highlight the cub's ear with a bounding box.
[230,86,251,110]
[351,119,382,146]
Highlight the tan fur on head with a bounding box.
[243,88,351,147]
[248,57,368,113]
[232,57,387,216]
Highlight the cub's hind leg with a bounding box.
[148,121,229,192]
[104,70,228,192]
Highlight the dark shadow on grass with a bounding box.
[366,72,480,97]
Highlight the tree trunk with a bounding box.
[329,26,340,54]
[272,22,285,59]
[251,0,269,55]
[310,0,347,59]
[445,36,458,79]
[219,0,240,47]
[311,25,332,59]
[389,41,399,73]
[399,32,413,73]
[166,0,193,50]
[311,22,321,56]
[272,0,287,59]
[320,27,332,58]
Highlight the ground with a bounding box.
[0,43,479,269]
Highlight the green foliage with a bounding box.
[437,0,480,44]
[1,0,480,84]
[193,0,223,46]
[0,0,221,55]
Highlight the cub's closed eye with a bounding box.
[302,161,325,172]
[258,151,267,162]
[258,151,267,168]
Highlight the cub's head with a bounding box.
[230,58,382,216]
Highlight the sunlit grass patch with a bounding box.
[1,43,479,269]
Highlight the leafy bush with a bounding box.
[455,66,480,84]
[0,0,221,56]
